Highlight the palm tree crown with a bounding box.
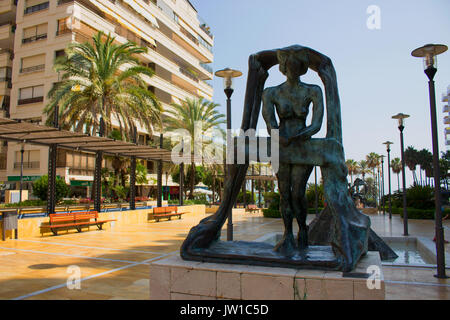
[345,159,358,184]
[164,97,225,198]
[45,31,162,140]
[391,157,402,191]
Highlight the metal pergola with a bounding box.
[0,117,186,214]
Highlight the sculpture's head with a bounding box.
[277,45,309,79]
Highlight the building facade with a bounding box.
[0,0,213,197]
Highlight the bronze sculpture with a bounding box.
[181,45,374,272]
[262,47,323,254]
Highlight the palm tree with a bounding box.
[358,160,371,181]
[345,159,358,184]
[404,146,419,186]
[45,31,162,140]
[391,157,402,192]
[418,149,433,186]
[164,97,225,199]
[366,152,380,202]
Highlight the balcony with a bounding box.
[24,1,49,15]
[57,0,74,5]
[56,27,72,36]
[22,33,47,44]
[0,22,14,43]
[14,161,40,169]
[0,48,13,67]
[179,25,199,46]
[0,77,11,87]
[0,0,17,15]
[199,23,213,40]
[18,96,44,105]
[445,116,450,125]
[179,67,198,82]
[20,64,45,74]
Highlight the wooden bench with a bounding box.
[151,206,186,222]
[246,204,260,213]
[47,211,116,235]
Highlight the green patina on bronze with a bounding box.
[180,45,377,272]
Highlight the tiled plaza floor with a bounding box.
[0,210,448,300]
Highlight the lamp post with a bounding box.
[412,43,448,279]
[19,141,25,203]
[392,113,410,236]
[314,166,318,215]
[215,67,242,241]
[380,155,385,215]
[383,141,394,219]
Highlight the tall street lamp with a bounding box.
[392,113,410,236]
[215,67,242,241]
[19,141,25,203]
[412,43,448,279]
[383,141,394,219]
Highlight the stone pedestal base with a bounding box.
[149,252,385,300]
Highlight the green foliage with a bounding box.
[171,165,205,186]
[237,190,255,203]
[2,199,46,208]
[111,185,128,201]
[32,175,70,202]
[45,31,162,139]
[387,207,450,220]
[262,208,281,218]
[306,183,324,208]
[263,192,280,218]
[391,185,435,210]
[108,129,123,141]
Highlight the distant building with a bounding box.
[0,0,214,197]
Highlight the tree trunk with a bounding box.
[189,162,195,199]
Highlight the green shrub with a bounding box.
[262,208,281,218]
[2,199,46,208]
[236,191,255,204]
[306,183,324,208]
[263,205,322,218]
[388,207,450,220]
[391,185,435,210]
[32,175,70,202]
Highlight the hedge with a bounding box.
[263,207,324,219]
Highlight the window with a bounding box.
[56,17,71,36]
[20,54,45,73]
[18,85,44,105]
[22,23,47,44]
[0,67,12,81]
[14,150,40,169]
[55,49,65,58]
[24,0,49,14]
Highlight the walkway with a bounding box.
[0,210,448,299]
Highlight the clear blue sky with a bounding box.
[191,0,450,189]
